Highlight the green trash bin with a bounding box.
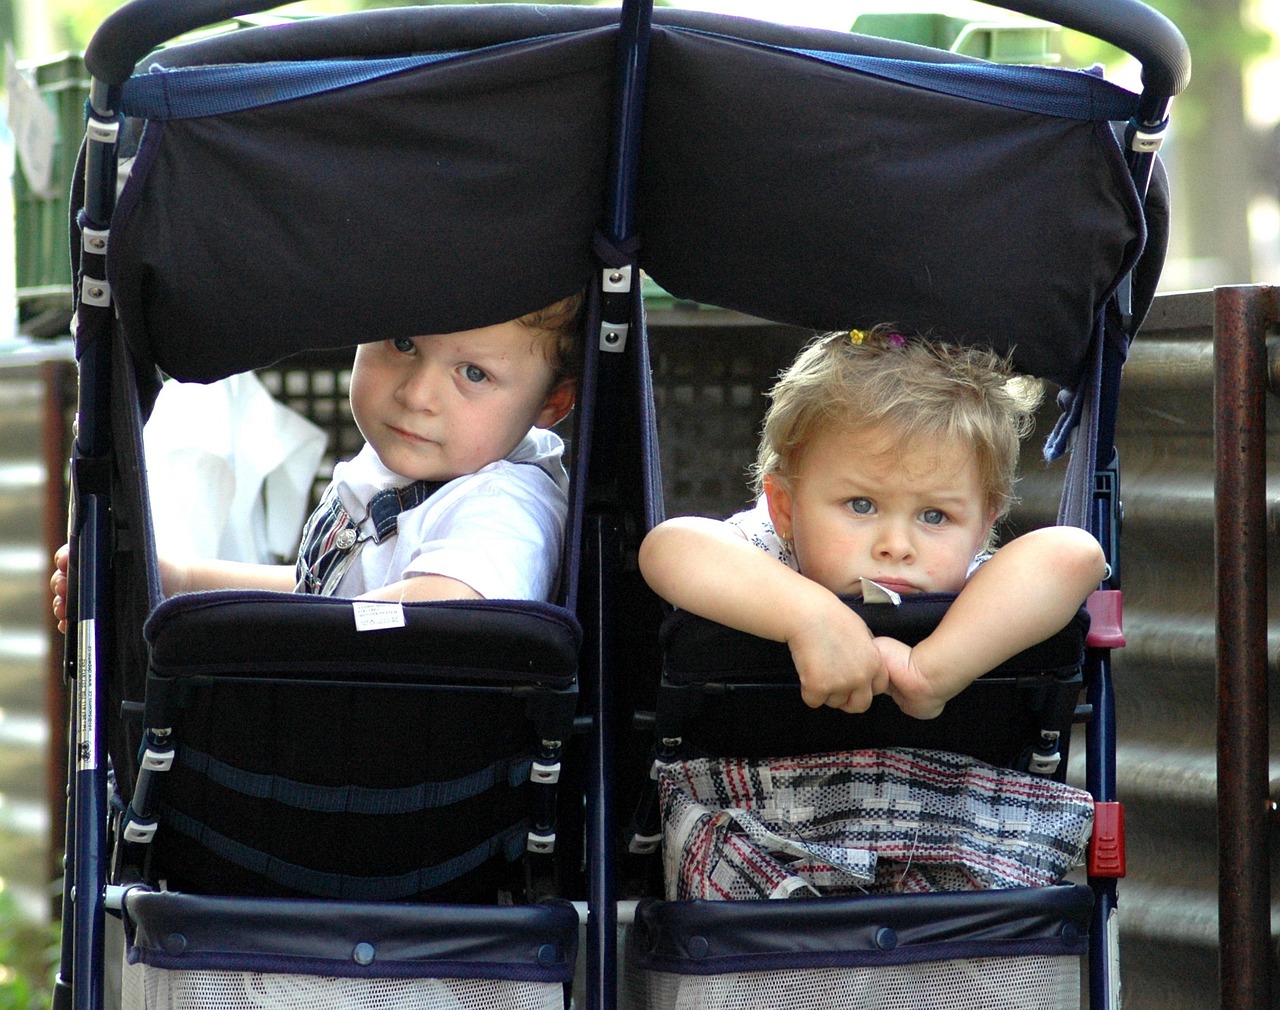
[8,14,308,339]
[10,52,89,337]
[851,4,1062,65]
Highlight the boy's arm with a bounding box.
[638,516,887,713]
[359,575,484,603]
[163,557,298,595]
[879,525,1106,719]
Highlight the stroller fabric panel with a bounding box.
[658,595,1088,685]
[136,593,578,901]
[122,891,578,1010]
[142,680,550,901]
[106,24,616,381]
[123,891,580,980]
[635,24,1146,388]
[142,593,581,689]
[623,885,1089,1010]
[129,4,628,70]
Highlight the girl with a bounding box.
[638,326,1105,719]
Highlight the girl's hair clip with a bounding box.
[848,328,908,348]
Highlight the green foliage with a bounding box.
[1059,0,1273,73]
[0,889,58,1010]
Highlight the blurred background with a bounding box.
[1,0,1277,1006]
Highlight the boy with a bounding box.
[52,293,581,627]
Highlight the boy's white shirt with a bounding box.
[325,427,568,601]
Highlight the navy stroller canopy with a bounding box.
[87,1,1167,391]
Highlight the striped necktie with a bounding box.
[295,478,447,595]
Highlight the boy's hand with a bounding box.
[788,599,888,713]
[50,544,70,635]
[875,637,948,720]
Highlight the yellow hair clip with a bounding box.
[849,329,867,345]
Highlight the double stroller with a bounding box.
[53,0,1188,1008]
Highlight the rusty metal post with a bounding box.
[1213,284,1277,1010]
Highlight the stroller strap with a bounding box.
[119,41,554,120]
[669,28,1141,122]
[159,802,529,900]
[117,32,1141,126]
[177,744,533,814]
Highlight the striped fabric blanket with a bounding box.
[659,749,1095,901]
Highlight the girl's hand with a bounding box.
[788,598,888,713]
[875,637,948,720]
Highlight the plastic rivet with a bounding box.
[163,933,187,956]
[687,935,710,958]
[537,943,560,967]
[353,942,376,965]
[874,927,898,951]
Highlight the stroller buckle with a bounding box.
[140,746,174,772]
[600,321,629,353]
[82,227,110,255]
[86,116,120,145]
[602,264,633,293]
[628,833,662,855]
[80,277,111,307]
[1028,751,1061,775]
[122,819,157,844]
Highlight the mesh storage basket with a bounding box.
[121,890,577,1010]
[623,884,1091,1010]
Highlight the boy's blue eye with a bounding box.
[462,364,488,384]
[920,508,946,526]
[848,498,875,515]
[391,337,415,354]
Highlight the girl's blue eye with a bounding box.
[462,364,488,384]
[391,337,415,354]
[921,508,946,526]
[848,498,875,515]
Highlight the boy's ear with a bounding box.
[762,473,794,543]
[536,378,577,428]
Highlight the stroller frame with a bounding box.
[54,1,1189,1009]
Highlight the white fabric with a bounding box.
[144,373,327,564]
[323,428,568,601]
[724,497,794,567]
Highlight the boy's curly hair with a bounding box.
[519,289,585,383]
[752,324,1044,524]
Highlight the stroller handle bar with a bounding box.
[85,0,1189,98]
[996,0,1189,104]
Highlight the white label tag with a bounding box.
[352,601,406,632]
[860,578,902,605]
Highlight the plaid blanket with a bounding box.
[659,749,1095,901]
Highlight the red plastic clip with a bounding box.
[1088,801,1126,877]
[1085,590,1126,648]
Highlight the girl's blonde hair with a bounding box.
[753,325,1043,523]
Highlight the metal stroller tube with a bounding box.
[84,0,286,85]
